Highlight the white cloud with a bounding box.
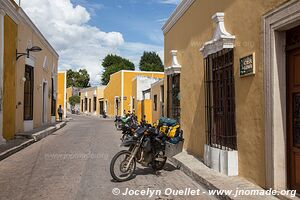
[21,0,164,86]
[158,0,181,5]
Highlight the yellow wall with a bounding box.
[56,72,66,119]
[142,99,152,124]
[3,15,17,140]
[163,0,287,187]
[151,80,164,123]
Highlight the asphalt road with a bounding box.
[0,115,217,200]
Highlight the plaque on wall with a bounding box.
[240,53,255,77]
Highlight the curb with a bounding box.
[168,152,282,200]
[0,121,67,161]
[0,139,34,161]
[168,156,230,200]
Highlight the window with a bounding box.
[84,98,87,111]
[167,74,180,121]
[154,95,157,111]
[24,65,34,120]
[81,99,83,112]
[89,99,91,112]
[204,49,236,150]
[93,97,97,111]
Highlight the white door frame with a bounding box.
[263,0,300,190]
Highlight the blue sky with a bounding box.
[71,0,177,46]
[21,0,180,85]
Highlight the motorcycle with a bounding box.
[110,125,167,182]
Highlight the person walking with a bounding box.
[57,105,63,122]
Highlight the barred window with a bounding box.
[204,49,237,150]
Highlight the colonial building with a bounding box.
[103,70,164,117]
[80,86,106,116]
[0,0,59,141]
[131,75,162,123]
[163,0,299,193]
[66,86,81,112]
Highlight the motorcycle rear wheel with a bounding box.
[110,150,136,182]
[152,156,167,171]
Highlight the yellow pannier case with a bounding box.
[168,125,180,138]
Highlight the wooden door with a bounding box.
[287,47,300,193]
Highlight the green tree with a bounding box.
[67,69,90,88]
[69,95,80,106]
[139,51,164,72]
[101,54,135,85]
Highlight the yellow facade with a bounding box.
[0,0,59,141]
[56,72,66,120]
[151,80,164,123]
[104,70,164,118]
[163,0,287,188]
[80,86,105,115]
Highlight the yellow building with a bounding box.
[103,70,164,118]
[56,71,66,120]
[150,79,164,123]
[131,75,163,123]
[66,86,81,113]
[163,0,299,192]
[80,86,106,116]
[0,0,59,141]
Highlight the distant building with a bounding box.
[103,70,164,118]
[66,86,81,113]
[80,86,106,116]
[150,79,164,123]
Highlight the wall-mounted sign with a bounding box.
[240,53,255,77]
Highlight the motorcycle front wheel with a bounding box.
[110,150,136,182]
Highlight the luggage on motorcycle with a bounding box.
[168,125,180,138]
[158,117,177,126]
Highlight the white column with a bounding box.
[0,9,5,143]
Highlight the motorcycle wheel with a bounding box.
[152,156,167,171]
[116,122,122,130]
[110,150,136,182]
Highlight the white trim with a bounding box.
[25,56,35,67]
[0,11,4,143]
[0,0,20,24]
[121,71,124,113]
[165,50,182,75]
[42,80,48,124]
[263,0,300,190]
[162,0,195,34]
[120,70,164,74]
[200,12,235,58]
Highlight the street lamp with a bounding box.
[16,46,42,61]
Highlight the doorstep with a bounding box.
[168,151,300,200]
[0,121,66,161]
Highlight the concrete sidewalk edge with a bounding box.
[168,151,284,200]
[0,121,67,161]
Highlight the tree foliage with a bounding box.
[67,69,90,88]
[69,95,80,106]
[139,51,164,72]
[101,54,135,85]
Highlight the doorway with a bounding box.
[287,26,300,193]
[42,81,48,124]
[100,101,104,115]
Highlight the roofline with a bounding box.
[80,86,106,92]
[162,0,195,35]
[151,79,164,87]
[18,8,59,58]
[109,70,164,80]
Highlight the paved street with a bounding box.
[0,115,216,200]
